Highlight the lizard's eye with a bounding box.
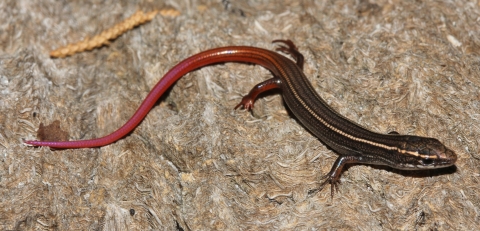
[421,159,434,165]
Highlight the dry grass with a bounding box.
[50,9,180,58]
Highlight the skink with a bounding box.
[25,40,457,197]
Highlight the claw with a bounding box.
[234,95,254,110]
[319,171,342,199]
[271,39,304,69]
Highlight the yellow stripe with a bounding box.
[279,66,436,159]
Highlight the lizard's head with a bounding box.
[396,136,457,170]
